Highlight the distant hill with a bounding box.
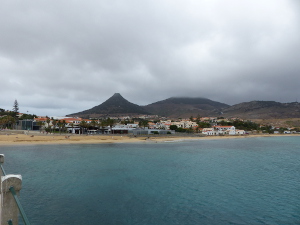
[66,93,300,120]
[143,97,230,118]
[67,93,150,118]
[222,101,300,119]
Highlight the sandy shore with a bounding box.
[0,132,299,146]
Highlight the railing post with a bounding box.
[0,175,22,225]
[0,155,4,177]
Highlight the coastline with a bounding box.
[0,132,299,146]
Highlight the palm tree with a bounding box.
[61,120,67,133]
[139,119,149,128]
[90,120,97,130]
[37,121,44,132]
[52,120,57,133]
[57,120,62,134]
[106,118,115,134]
[46,117,51,129]
[69,123,75,134]
[195,125,200,133]
[79,120,87,134]
[99,119,107,134]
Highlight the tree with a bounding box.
[11,99,19,129]
[139,119,148,128]
[19,113,36,120]
[197,122,211,128]
[79,120,88,134]
[169,125,178,130]
[37,121,45,132]
[57,120,62,133]
[187,127,194,133]
[0,115,15,129]
[46,117,51,128]
[69,122,75,134]
[52,120,57,133]
[99,119,107,134]
[13,99,19,114]
[176,127,186,132]
[106,118,115,134]
[58,120,67,133]
[195,114,200,124]
[90,120,98,129]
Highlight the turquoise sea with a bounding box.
[1,136,300,225]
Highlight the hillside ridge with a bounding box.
[66,94,300,119]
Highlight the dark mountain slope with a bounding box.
[67,93,150,118]
[222,101,300,119]
[67,94,300,119]
[143,97,229,118]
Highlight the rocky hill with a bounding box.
[222,101,300,119]
[143,97,229,118]
[67,93,150,118]
[66,93,300,120]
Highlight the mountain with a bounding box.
[67,93,150,118]
[67,93,300,120]
[222,101,300,119]
[143,97,230,118]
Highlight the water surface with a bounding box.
[1,136,300,224]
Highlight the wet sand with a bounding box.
[0,132,298,146]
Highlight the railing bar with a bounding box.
[0,163,7,176]
[9,186,31,225]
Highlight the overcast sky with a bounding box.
[1,0,300,116]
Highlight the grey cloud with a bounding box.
[1,0,300,115]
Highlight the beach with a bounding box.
[0,131,298,146]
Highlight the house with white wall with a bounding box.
[235,129,245,135]
[213,126,236,135]
[202,128,216,135]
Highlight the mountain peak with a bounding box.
[67,93,150,118]
[112,93,122,97]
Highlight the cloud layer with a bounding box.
[1,0,300,116]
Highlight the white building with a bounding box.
[202,128,216,135]
[235,129,245,135]
[213,126,236,135]
[202,126,244,136]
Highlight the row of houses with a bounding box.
[152,120,198,130]
[202,126,246,136]
[17,118,176,135]
[15,115,252,136]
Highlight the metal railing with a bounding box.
[0,157,31,225]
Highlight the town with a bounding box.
[1,108,299,136]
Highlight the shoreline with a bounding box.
[0,132,299,146]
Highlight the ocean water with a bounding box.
[1,136,300,225]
